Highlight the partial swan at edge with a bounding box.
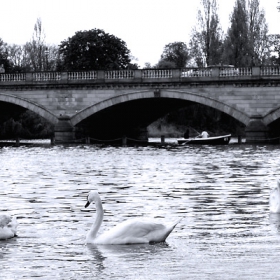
[270,180,280,213]
[85,191,181,245]
[0,214,18,240]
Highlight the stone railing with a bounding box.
[32,72,61,81]
[68,71,97,80]
[0,66,280,84]
[0,73,26,82]
[105,70,134,79]
[181,68,212,77]
[142,69,172,78]
[261,66,280,76]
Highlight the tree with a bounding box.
[247,0,270,65]
[189,0,224,66]
[223,0,252,66]
[58,29,131,71]
[268,34,280,65]
[157,59,177,69]
[0,38,12,72]
[7,18,60,72]
[159,42,189,68]
[223,0,269,66]
[24,18,47,71]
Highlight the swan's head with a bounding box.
[85,191,100,208]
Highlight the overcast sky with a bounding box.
[0,0,279,67]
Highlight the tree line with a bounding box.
[0,0,279,73]
[154,0,280,69]
[0,0,279,140]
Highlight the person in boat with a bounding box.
[183,129,189,139]
[198,131,209,138]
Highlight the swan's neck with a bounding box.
[88,196,104,240]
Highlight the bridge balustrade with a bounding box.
[0,73,26,82]
[261,66,280,76]
[105,70,134,79]
[181,68,212,77]
[33,72,61,81]
[142,69,172,78]
[68,71,97,80]
[0,66,280,84]
[219,67,240,77]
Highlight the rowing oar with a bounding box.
[181,133,201,145]
[182,138,193,145]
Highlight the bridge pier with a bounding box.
[54,116,75,143]
[245,116,268,144]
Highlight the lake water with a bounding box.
[1,139,280,279]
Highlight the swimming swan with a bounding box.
[85,191,181,244]
[0,215,18,240]
[270,180,280,213]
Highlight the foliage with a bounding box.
[148,104,245,137]
[222,0,270,66]
[223,0,251,66]
[159,42,190,68]
[157,60,177,69]
[4,18,59,73]
[58,28,131,71]
[247,0,270,65]
[0,38,12,72]
[268,34,280,65]
[189,0,224,66]
[24,18,47,71]
[0,109,54,139]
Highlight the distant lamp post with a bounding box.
[45,47,49,71]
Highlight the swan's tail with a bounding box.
[172,218,183,229]
[161,218,183,242]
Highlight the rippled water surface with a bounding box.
[1,140,280,279]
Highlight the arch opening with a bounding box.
[75,96,246,141]
[0,100,54,140]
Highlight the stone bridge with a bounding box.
[0,66,280,143]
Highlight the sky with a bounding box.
[0,0,279,68]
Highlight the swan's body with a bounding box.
[85,191,181,244]
[270,180,280,213]
[0,214,18,240]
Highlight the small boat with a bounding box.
[177,134,231,145]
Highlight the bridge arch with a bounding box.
[263,106,280,126]
[71,89,250,126]
[0,93,58,125]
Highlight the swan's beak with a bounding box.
[85,201,90,208]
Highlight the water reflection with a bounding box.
[269,214,280,233]
[87,242,173,278]
[0,143,280,278]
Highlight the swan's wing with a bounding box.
[96,219,175,244]
[106,219,164,235]
[0,215,12,228]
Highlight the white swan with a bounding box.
[0,214,18,240]
[85,191,181,244]
[270,180,280,213]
